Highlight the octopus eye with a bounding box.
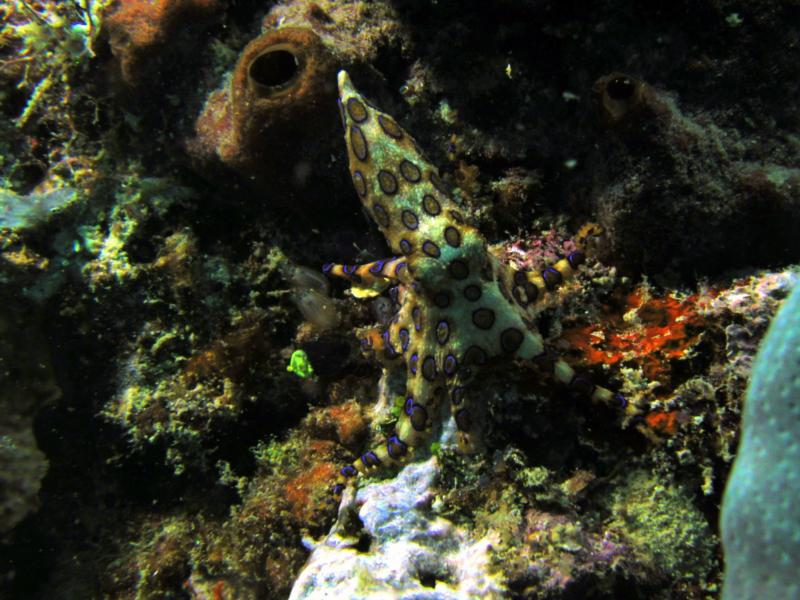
[398,328,410,351]
[443,354,458,377]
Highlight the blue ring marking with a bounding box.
[382,330,399,357]
[399,328,410,351]
[444,353,458,376]
[409,404,427,431]
[569,374,595,397]
[436,320,450,345]
[386,435,408,459]
[567,251,585,269]
[455,408,471,431]
[541,267,563,290]
[361,451,381,468]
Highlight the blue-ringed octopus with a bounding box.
[324,71,638,497]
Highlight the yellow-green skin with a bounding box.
[330,71,624,494]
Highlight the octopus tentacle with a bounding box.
[323,256,412,285]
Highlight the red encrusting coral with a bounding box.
[644,410,685,436]
[562,285,708,384]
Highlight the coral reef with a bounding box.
[0,0,109,199]
[101,400,364,598]
[0,1,107,127]
[0,186,76,230]
[587,72,800,276]
[592,73,662,129]
[1,1,799,599]
[561,283,707,386]
[608,469,715,578]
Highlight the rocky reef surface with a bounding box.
[0,1,798,598]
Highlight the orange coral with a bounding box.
[562,285,707,383]
[284,460,337,523]
[104,0,222,86]
[644,410,686,436]
[305,400,368,451]
[326,401,367,449]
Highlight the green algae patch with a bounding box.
[608,469,716,579]
[287,349,315,379]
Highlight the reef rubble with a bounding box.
[291,454,504,600]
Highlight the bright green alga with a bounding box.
[287,349,314,379]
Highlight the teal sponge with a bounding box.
[721,280,800,599]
